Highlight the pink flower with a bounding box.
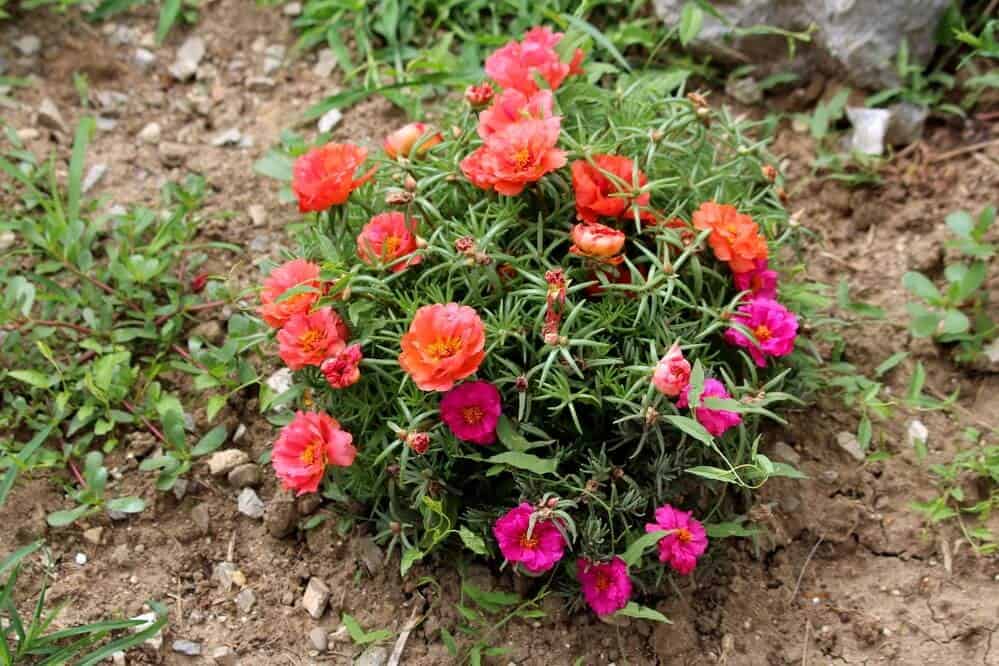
[460,117,566,196]
[485,26,584,95]
[652,343,691,397]
[478,89,555,139]
[723,297,798,367]
[644,504,709,575]
[258,259,322,329]
[272,411,356,495]
[733,259,778,299]
[321,344,363,389]
[493,502,567,573]
[440,380,501,445]
[677,378,742,437]
[276,307,349,371]
[357,212,422,273]
[577,557,632,616]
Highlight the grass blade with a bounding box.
[560,13,631,72]
[67,117,95,224]
[156,0,182,44]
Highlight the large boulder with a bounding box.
[653,0,951,89]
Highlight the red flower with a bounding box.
[258,259,322,329]
[272,411,356,495]
[478,89,554,139]
[485,26,584,95]
[383,122,443,159]
[276,307,349,371]
[465,82,495,108]
[356,212,422,273]
[292,143,377,213]
[460,118,566,196]
[321,344,363,389]
[569,222,626,264]
[571,155,653,224]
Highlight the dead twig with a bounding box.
[387,602,423,666]
[928,138,999,164]
[789,536,824,604]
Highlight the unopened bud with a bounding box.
[584,479,600,494]
[645,406,659,426]
[404,175,417,191]
[451,126,462,138]
[687,91,709,109]
[611,467,625,480]
[386,463,400,477]
[761,165,778,182]
[454,236,476,254]
[515,375,528,392]
[415,236,428,249]
[389,521,402,534]
[546,497,559,508]
[777,188,790,205]
[474,251,492,265]
[385,190,414,205]
[650,129,664,142]
[407,432,430,455]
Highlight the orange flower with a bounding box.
[692,202,768,273]
[569,223,626,264]
[292,143,376,213]
[460,118,566,196]
[356,212,422,273]
[398,303,486,391]
[383,123,444,159]
[276,307,349,370]
[571,155,653,224]
[259,259,322,329]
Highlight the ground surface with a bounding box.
[2,2,999,664]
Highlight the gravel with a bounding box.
[237,488,265,519]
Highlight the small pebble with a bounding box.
[75,552,87,565]
[172,639,202,656]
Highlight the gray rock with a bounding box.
[211,128,242,147]
[237,488,265,519]
[109,25,136,46]
[318,108,343,134]
[96,116,117,131]
[846,107,890,156]
[228,463,261,489]
[314,48,337,78]
[208,449,249,476]
[83,526,103,545]
[37,99,67,133]
[14,35,41,57]
[302,577,331,619]
[172,639,202,656]
[170,36,206,81]
[191,319,224,344]
[82,164,107,193]
[354,645,389,666]
[297,493,321,516]
[208,646,238,666]
[885,102,929,146]
[172,477,189,501]
[653,0,951,89]
[233,422,249,441]
[835,431,865,462]
[126,430,157,458]
[354,537,384,575]
[772,441,801,466]
[94,90,129,115]
[107,508,129,521]
[725,76,762,105]
[213,561,243,592]
[235,587,256,614]
[308,626,329,653]
[158,142,190,168]
[906,419,928,448]
[262,44,285,75]
[111,650,126,666]
[138,122,161,144]
[192,504,212,534]
[134,47,157,70]
[264,491,298,538]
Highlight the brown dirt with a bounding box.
[2,2,999,665]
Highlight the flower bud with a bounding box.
[385,190,414,205]
[761,165,778,182]
[389,521,402,534]
[464,82,495,108]
[407,431,430,455]
[404,175,418,191]
[569,222,626,264]
[190,272,209,293]
[383,122,443,160]
[454,236,476,254]
[515,375,528,392]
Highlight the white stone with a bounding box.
[235,587,256,613]
[211,128,242,147]
[907,420,929,448]
[111,650,126,665]
[75,552,87,565]
[846,107,891,156]
[82,164,108,193]
[318,108,342,134]
[835,431,865,462]
[314,48,337,78]
[170,36,205,81]
[172,639,201,656]
[265,368,294,398]
[284,2,302,15]
[262,44,285,75]
[233,422,249,441]
[37,98,67,133]
[133,48,157,70]
[14,35,41,57]
[130,612,163,651]
[138,122,161,144]
[207,449,248,476]
[237,488,265,519]
[301,577,330,619]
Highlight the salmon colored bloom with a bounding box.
[569,222,625,264]
[723,297,798,367]
[292,143,377,213]
[259,259,322,329]
[440,380,502,445]
[460,118,566,196]
[276,307,349,371]
[465,82,495,108]
[652,343,691,397]
[478,89,555,139]
[644,504,709,575]
[398,303,486,391]
[485,26,584,95]
[383,122,444,159]
[272,411,356,495]
[493,502,567,574]
[677,378,741,437]
[577,557,632,616]
[571,155,653,224]
[733,259,778,299]
[321,343,363,389]
[356,212,422,273]
[692,202,768,273]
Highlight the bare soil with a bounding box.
[2,2,999,664]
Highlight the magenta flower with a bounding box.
[644,504,709,575]
[677,378,741,437]
[493,503,567,573]
[440,380,502,445]
[723,297,798,367]
[577,557,632,616]
[733,259,778,299]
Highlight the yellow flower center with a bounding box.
[753,324,772,342]
[518,533,538,549]
[676,528,692,543]
[426,335,463,360]
[299,440,326,467]
[383,234,401,257]
[594,570,611,591]
[513,147,532,169]
[461,405,484,425]
[299,328,326,354]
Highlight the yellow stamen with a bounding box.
[753,324,772,342]
[426,336,463,360]
[461,406,484,425]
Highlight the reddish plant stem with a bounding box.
[154,299,226,326]
[68,460,86,487]
[122,400,168,445]
[6,318,96,336]
[61,260,142,313]
[172,344,210,373]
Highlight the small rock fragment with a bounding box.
[265,368,294,401]
[172,477,189,501]
[907,420,928,448]
[355,645,389,666]
[172,639,202,656]
[772,441,801,466]
[96,116,118,131]
[83,526,103,545]
[314,48,337,78]
[158,142,190,168]
[246,76,275,92]
[211,128,242,147]
[37,98,67,133]
[845,107,890,156]
[75,552,87,565]
[138,122,161,144]
[82,164,108,193]
[318,108,343,134]
[354,536,384,575]
[14,35,42,57]
[208,646,238,666]
[262,44,285,75]
[208,449,249,476]
[170,35,206,81]
[302,577,331,619]
[284,2,302,15]
[247,205,266,228]
[725,76,761,105]
[265,491,299,538]
[191,319,224,345]
[233,422,249,441]
[192,504,212,534]
[297,493,321,516]
[835,431,866,462]
[885,102,928,146]
[133,47,157,70]
[111,650,126,666]
[213,561,244,592]
[237,488,265,519]
[309,626,329,653]
[235,587,256,614]
[228,463,261,489]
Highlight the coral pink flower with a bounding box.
[460,118,566,196]
[571,155,653,224]
[292,143,377,213]
[465,82,495,108]
[440,380,502,445]
[723,297,798,367]
[478,89,555,139]
[356,212,422,273]
[383,122,444,159]
[276,307,349,371]
[398,303,487,391]
[259,259,323,329]
[644,504,709,575]
[569,222,626,264]
[652,343,691,397]
[577,557,632,616]
[407,431,430,455]
[733,259,778,299]
[321,344,363,389]
[677,378,742,437]
[493,503,567,573]
[485,26,584,95]
[272,411,356,495]
[692,202,768,273]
